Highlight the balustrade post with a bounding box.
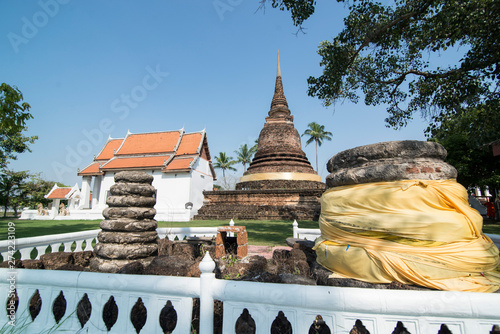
[229,219,234,237]
[199,251,216,334]
[292,220,298,238]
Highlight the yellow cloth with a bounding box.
[314,179,500,292]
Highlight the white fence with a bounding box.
[0,252,499,333]
[0,221,499,333]
[0,225,227,261]
[0,229,98,261]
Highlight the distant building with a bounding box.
[20,183,82,219]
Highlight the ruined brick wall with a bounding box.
[194,189,322,221]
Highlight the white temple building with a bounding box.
[21,128,216,221]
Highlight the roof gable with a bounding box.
[78,162,102,176]
[163,157,195,171]
[46,187,73,199]
[177,132,203,155]
[96,139,123,161]
[115,131,181,155]
[45,183,81,199]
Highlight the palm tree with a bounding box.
[213,152,237,179]
[234,144,257,172]
[301,122,333,172]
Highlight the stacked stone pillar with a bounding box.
[90,171,158,273]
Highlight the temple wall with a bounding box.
[190,158,214,215]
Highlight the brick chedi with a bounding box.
[237,51,324,191]
[195,52,325,221]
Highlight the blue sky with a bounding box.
[1,1,429,187]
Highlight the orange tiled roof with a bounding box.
[96,139,123,160]
[101,155,172,170]
[164,157,195,171]
[46,188,73,199]
[177,133,202,155]
[78,130,212,175]
[115,131,181,155]
[78,162,101,176]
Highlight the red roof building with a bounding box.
[44,184,82,217]
[77,128,215,221]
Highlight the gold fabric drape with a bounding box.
[314,179,500,292]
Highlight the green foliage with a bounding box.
[0,169,32,217]
[265,0,316,27]
[23,175,59,208]
[234,144,257,172]
[428,104,500,190]
[268,0,500,129]
[0,83,37,167]
[0,83,33,132]
[0,171,61,217]
[213,152,237,179]
[222,254,240,267]
[301,122,333,171]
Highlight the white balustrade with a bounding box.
[0,229,100,261]
[0,221,498,332]
[0,253,498,333]
[0,226,220,261]
[292,219,321,240]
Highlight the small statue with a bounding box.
[59,203,69,216]
[37,203,48,216]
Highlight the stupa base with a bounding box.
[194,188,322,221]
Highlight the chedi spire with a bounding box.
[269,50,291,118]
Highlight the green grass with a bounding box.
[159,220,320,246]
[0,218,102,240]
[0,218,320,247]
[3,217,499,247]
[483,221,500,235]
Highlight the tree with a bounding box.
[267,0,500,129]
[23,175,58,209]
[428,103,500,192]
[213,152,237,179]
[0,169,31,217]
[0,83,37,167]
[302,122,333,172]
[234,144,257,172]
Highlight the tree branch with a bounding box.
[351,1,435,63]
